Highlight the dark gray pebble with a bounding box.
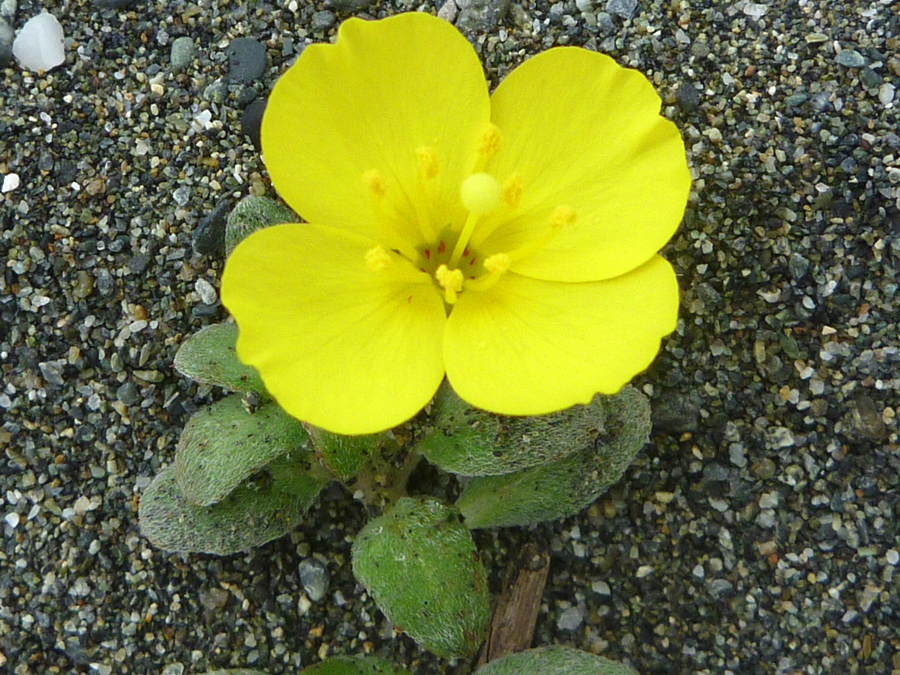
[595,11,616,36]
[240,98,267,152]
[128,253,150,274]
[312,10,336,31]
[96,268,116,296]
[0,21,13,67]
[676,83,701,112]
[192,200,231,255]
[651,389,700,435]
[606,0,636,19]
[95,0,141,8]
[225,38,267,84]
[860,67,883,88]
[326,0,375,11]
[116,382,140,406]
[835,49,865,68]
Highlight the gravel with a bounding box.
[2,0,899,674]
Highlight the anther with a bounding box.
[501,174,523,210]
[365,245,393,272]
[483,253,510,274]
[435,264,464,304]
[477,123,503,160]
[416,146,440,180]
[549,205,577,229]
[466,253,510,293]
[364,170,387,199]
[506,206,578,263]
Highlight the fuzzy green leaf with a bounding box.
[457,386,650,529]
[226,195,297,256]
[300,656,412,675]
[474,646,639,675]
[139,455,328,555]
[351,498,490,658]
[305,425,384,481]
[175,394,314,506]
[173,323,266,394]
[417,383,606,476]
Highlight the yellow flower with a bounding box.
[221,13,691,435]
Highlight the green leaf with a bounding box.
[175,394,314,507]
[474,646,639,675]
[417,383,606,476]
[139,454,328,555]
[457,386,650,529]
[226,195,297,256]
[300,655,412,675]
[305,425,385,482]
[351,498,490,658]
[173,323,266,394]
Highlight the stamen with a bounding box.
[501,174,523,210]
[507,205,577,263]
[466,253,509,293]
[362,169,419,261]
[413,147,439,242]
[435,264,464,304]
[365,245,393,273]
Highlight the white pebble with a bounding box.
[556,606,585,631]
[195,278,218,305]
[73,495,94,516]
[12,12,66,73]
[2,173,20,193]
[591,580,611,595]
[759,491,780,509]
[879,83,895,106]
[4,512,20,528]
[636,565,654,578]
[887,549,899,566]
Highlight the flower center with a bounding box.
[363,125,575,306]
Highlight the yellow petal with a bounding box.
[262,13,490,246]
[221,223,446,435]
[443,256,678,414]
[477,48,691,282]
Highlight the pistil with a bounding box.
[450,172,501,267]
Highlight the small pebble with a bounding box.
[12,12,65,72]
[225,37,267,83]
[195,278,218,305]
[170,36,196,72]
[192,200,231,255]
[835,49,865,68]
[2,172,19,192]
[605,0,636,19]
[311,10,336,31]
[241,98,267,152]
[556,606,585,631]
[298,558,329,602]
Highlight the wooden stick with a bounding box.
[473,542,550,670]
